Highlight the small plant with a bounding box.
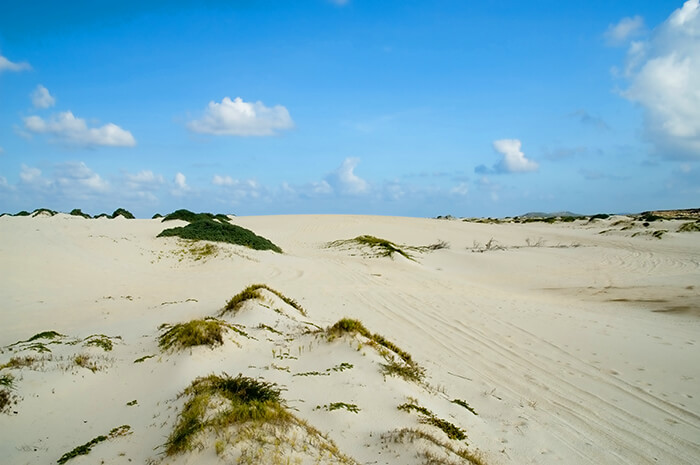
[398,401,467,441]
[83,334,118,351]
[1,355,37,370]
[56,425,131,464]
[126,399,137,406]
[221,284,307,316]
[158,318,234,352]
[0,373,15,413]
[73,353,99,372]
[452,399,478,416]
[133,354,155,363]
[315,402,360,413]
[328,235,415,260]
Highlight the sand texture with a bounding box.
[1,214,699,464]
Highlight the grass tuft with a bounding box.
[381,428,486,465]
[398,402,467,441]
[315,402,360,413]
[57,425,131,464]
[678,221,700,233]
[158,219,282,252]
[165,373,286,455]
[451,399,478,416]
[221,284,307,316]
[83,334,118,351]
[158,318,235,352]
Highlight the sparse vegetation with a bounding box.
[73,353,99,372]
[158,219,282,252]
[158,318,237,352]
[83,334,119,351]
[328,235,415,260]
[678,221,700,233]
[57,425,131,464]
[1,355,37,370]
[452,399,478,416]
[325,318,424,382]
[133,354,155,363]
[0,373,15,413]
[381,428,486,465]
[221,284,306,316]
[398,401,466,441]
[31,208,57,217]
[315,402,360,413]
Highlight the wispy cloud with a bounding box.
[23,111,136,147]
[325,157,370,195]
[0,54,31,73]
[188,97,294,136]
[568,109,610,131]
[604,15,645,45]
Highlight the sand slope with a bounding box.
[0,214,698,464]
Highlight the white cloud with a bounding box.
[325,157,370,195]
[477,139,538,174]
[188,97,294,136]
[23,111,136,147]
[54,161,109,194]
[450,182,469,196]
[619,0,700,159]
[605,15,645,45]
[0,54,31,73]
[212,175,264,202]
[20,165,43,184]
[125,170,164,191]
[171,172,191,197]
[31,85,56,108]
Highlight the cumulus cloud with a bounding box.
[188,97,294,136]
[0,54,31,73]
[31,85,56,108]
[325,157,370,195]
[605,15,645,45]
[53,161,109,194]
[174,172,189,191]
[125,170,164,191]
[23,111,136,147]
[618,0,700,159]
[212,175,264,202]
[476,139,538,174]
[20,164,43,184]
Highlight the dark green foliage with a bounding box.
[126,399,137,406]
[559,216,577,222]
[157,219,282,252]
[589,213,610,220]
[452,399,478,416]
[161,209,230,223]
[111,208,134,219]
[56,425,131,464]
[152,213,163,219]
[95,213,110,219]
[133,354,155,363]
[69,208,91,218]
[25,330,64,343]
[158,318,231,351]
[0,374,14,388]
[165,373,286,455]
[14,211,30,216]
[31,208,57,217]
[221,284,306,316]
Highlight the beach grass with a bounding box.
[221,284,306,316]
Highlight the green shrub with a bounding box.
[31,208,57,217]
[161,209,230,223]
[111,208,134,219]
[69,208,91,218]
[14,210,30,216]
[157,219,282,252]
[152,213,163,219]
[221,284,306,316]
[589,213,610,220]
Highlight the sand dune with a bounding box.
[1,214,699,464]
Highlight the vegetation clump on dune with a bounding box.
[221,284,306,316]
[158,318,243,352]
[678,221,700,233]
[161,208,231,223]
[158,219,282,252]
[328,235,448,261]
[398,401,467,441]
[111,208,134,219]
[57,425,132,464]
[325,318,425,382]
[69,208,91,218]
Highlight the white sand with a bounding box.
[0,214,698,464]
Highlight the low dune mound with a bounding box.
[157,219,283,252]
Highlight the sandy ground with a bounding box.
[0,213,698,464]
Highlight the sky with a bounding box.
[0,0,698,218]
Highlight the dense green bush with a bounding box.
[161,209,230,223]
[111,208,135,219]
[158,219,282,252]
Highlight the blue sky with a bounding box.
[0,0,698,218]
